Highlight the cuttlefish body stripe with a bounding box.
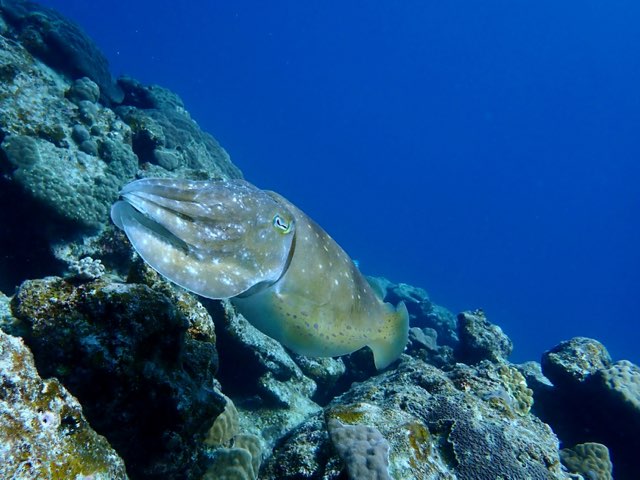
[111,177,409,369]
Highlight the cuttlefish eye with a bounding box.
[273,214,292,234]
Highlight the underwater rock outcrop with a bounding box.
[8,274,226,479]
[369,276,458,347]
[207,297,324,456]
[263,357,569,479]
[0,0,122,103]
[533,337,640,480]
[115,76,241,179]
[0,0,239,293]
[455,309,513,364]
[0,329,128,479]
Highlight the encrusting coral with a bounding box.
[560,442,613,480]
[0,329,127,479]
[327,418,391,480]
[202,395,264,480]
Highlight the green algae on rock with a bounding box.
[0,329,127,479]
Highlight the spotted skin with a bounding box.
[111,178,408,369]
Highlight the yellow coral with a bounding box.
[205,395,239,447]
[497,365,534,416]
[325,403,368,425]
[405,421,431,468]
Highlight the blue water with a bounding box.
[40,0,640,364]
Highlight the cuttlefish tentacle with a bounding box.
[112,177,409,369]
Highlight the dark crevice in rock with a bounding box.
[0,178,68,294]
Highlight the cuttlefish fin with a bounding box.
[368,301,409,369]
[366,277,387,301]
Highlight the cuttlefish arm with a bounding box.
[110,177,295,299]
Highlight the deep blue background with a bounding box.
[40,0,640,363]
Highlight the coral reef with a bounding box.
[405,326,455,368]
[0,0,239,293]
[542,337,612,386]
[202,395,264,480]
[66,256,106,280]
[290,353,347,404]
[202,432,264,480]
[9,275,226,478]
[205,394,240,447]
[0,0,122,103]
[263,358,570,479]
[369,275,458,346]
[535,337,640,479]
[208,298,323,454]
[115,76,241,179]
[1,2,639,479]
[0,329,127,479]
[0,31,137,228]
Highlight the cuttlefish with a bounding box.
[111,178,409,369]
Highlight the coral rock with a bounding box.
[534,338,639,479]
[0,329,127,479]
[9,276,225,478]
[560,442,613,480]
[263,357,570,479]
[541,337,612,386]
[456,309,513,364]
[0,0,122,103]
[327,418,391,480]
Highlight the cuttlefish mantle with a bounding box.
[111,177,409,369]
